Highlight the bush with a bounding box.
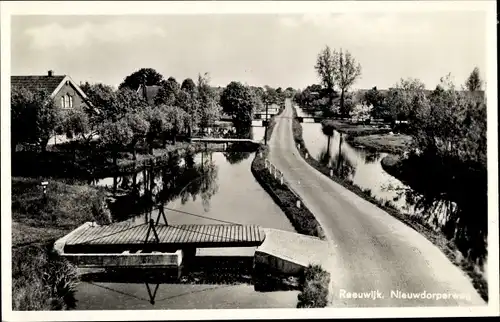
[297,265,330,308]
[12,245,79,310]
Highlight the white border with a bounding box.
[1,1,498,320]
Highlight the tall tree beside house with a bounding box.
[112,87,148,120]
[70,82,115,139]
[465,67,483,92]
[220,81,255,137]
[11,87,62,152]
[155,77,180,106]
[196,73,221,134]
[119,68,164,90]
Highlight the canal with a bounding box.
[296,106,422,217]
[75,126,299,309]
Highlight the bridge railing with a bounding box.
[264,158,304,209]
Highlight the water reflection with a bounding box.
[297,106,458,225]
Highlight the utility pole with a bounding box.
[264,100,269,145]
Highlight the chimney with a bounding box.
[48,70,54,77]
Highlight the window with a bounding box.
[61,94,73,109]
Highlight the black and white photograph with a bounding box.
[1,1,498,320]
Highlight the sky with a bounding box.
[11,12,488,90]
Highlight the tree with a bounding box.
[386,78,426,123]
[163,105,188,144]
[154,77,180,106]
[465,67,482,92]
[79,82,115,121]
[11,87,61,152]
[197,73,221,134]
[181,78,197,94]
[112,88,148,120]
[124,112,150,160]
[363,86,388,119]
[315,46,336,109]
[220,81,255,137]
[119,68,164,90]
[99,118,133,166]
[332,49,362,117]
[176,89,200,137]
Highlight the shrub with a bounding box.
[297,265,330,308]
[12,245,79,310]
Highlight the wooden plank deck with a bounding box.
[64,223,266,253]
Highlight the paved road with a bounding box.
[268,98,485,307]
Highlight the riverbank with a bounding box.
[351,133,412,154]
[11,177,108,310]
[292,108,488,302]
[321,119,391,137]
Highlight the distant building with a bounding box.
[11,70,92,111]
[137,84,161,105]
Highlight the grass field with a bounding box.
[351,133,412,154]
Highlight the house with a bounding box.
[11,70,92,111]
[137,84,161,105]
[11,70,93,146]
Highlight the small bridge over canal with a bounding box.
[63,222,265,254]
[190,137,260,145]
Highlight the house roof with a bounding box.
[11,75,66,95]
[137,84,161,104]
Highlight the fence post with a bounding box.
[305,152,309,159]
[280,172,284,185]
[330,169,333,177]
[297,143,300,150]
[296,200,301,208]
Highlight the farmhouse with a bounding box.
[11,70,93,145]
[11,70,92,110]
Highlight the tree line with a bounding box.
[297,44,488,265]
[11,68,293,165]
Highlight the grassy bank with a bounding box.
[350,133,412,154]
[321,119,391,137]
[292,108,488,302]
[12,177,108,310]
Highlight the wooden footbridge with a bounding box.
[63,220,266,254]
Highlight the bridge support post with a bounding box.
[155,205,168,226]
[144,219,160,244]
